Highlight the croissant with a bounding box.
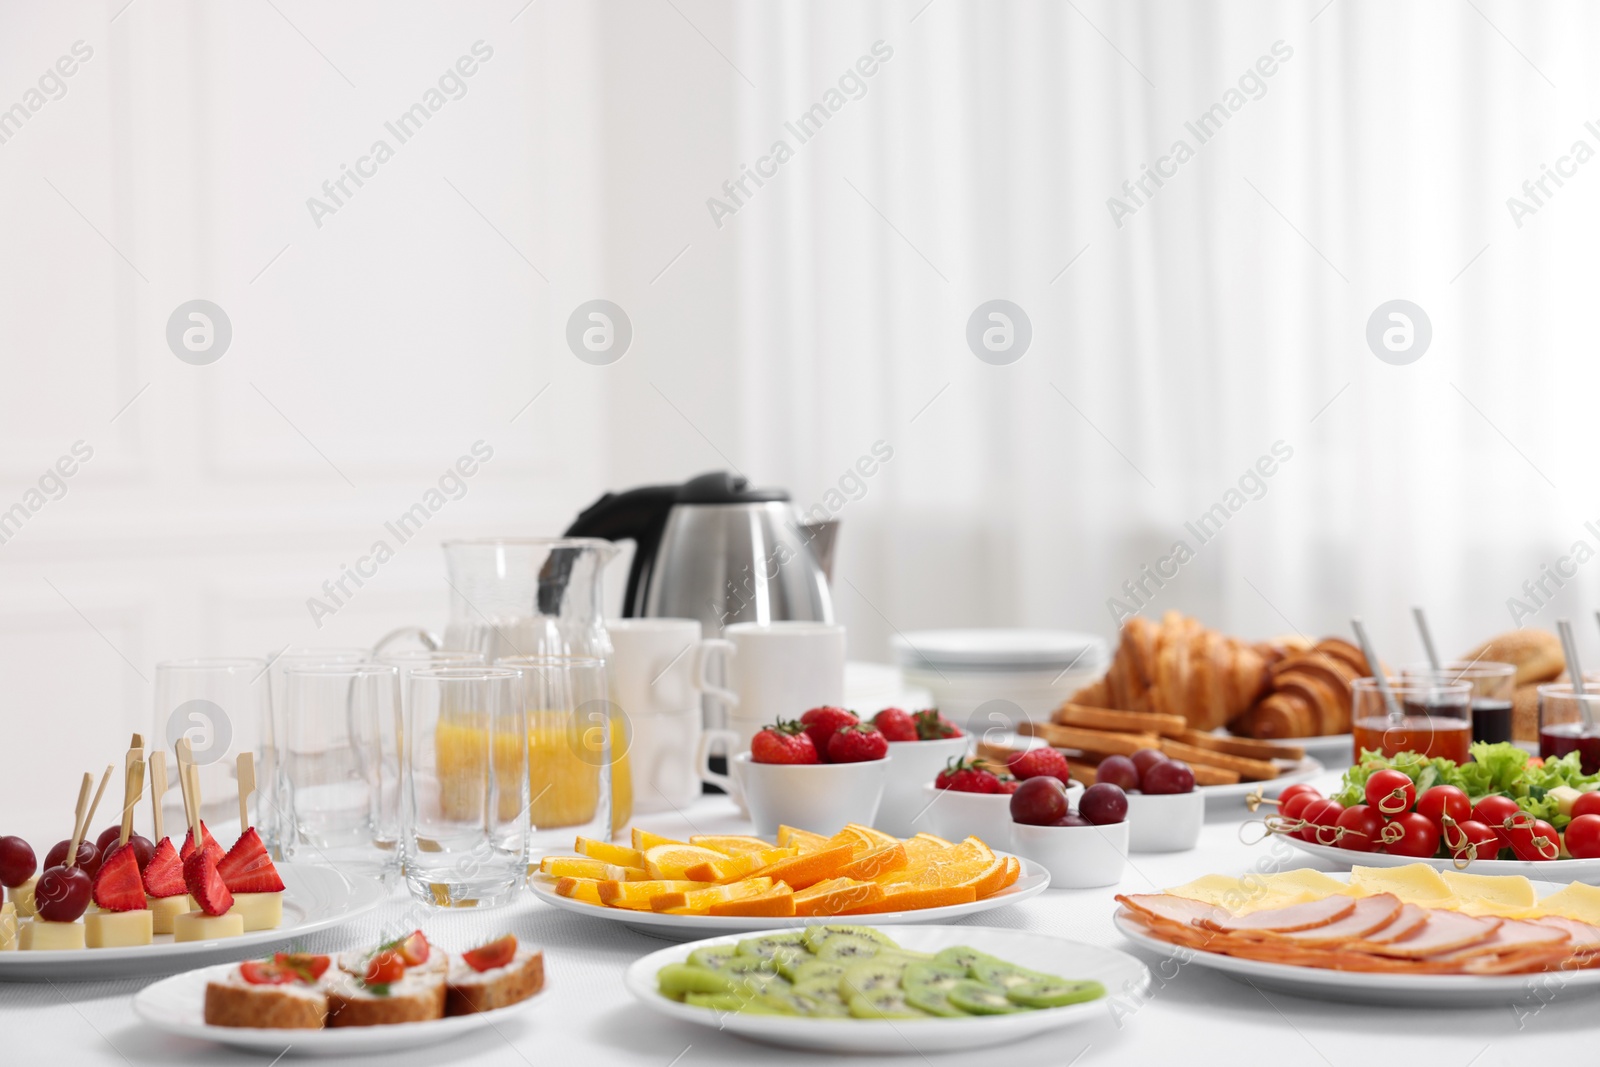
[1229,639,1372,739]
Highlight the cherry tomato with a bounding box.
[1381,812,1441,858]
[1333,803,1384,852]
[1563,814,1600,859]
[1502,814,1560,861]
[1281,791,1320,823]
[1571,793,1600,821]
[1364,770,1416,818]
[364,950,406,985]
[240,960,294,985]
[273,952,331,981]
[1442,818,1500,862]
[1300,799,1346,846]
[1277,784,1321,811]
[395,930,430,967]
[1415,785,1471,829]
[462,934,518,972]
[1471,794,1521,830]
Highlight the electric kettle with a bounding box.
[564,471,837,634]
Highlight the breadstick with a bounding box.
[1158,738,1280,781]
[1053,703,1188,738]
[1178,729,1304,762]
[1018,721,1160,757]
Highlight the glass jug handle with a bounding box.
[371,627,441,656]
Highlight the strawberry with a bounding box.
[871,707,918,742]
[90,842,146,912]
[799,706,858,762]
[143,837,186,898]
[180,822,223,866]
[935,757,1001,794]
[827,723,888,763]
[1007,746,1072,784]
[914,709,963,740]
[462,934,517,972]
[751,720,819,764]
[217,827,285,893]
[998,777,1021,794]
[184,847,233,917]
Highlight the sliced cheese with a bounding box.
[1348,863,1457,906]
[19,920,85,950]
[1440,870,1538,917]
[1258,869,1347,899]
[1529,882,1600,926]
[85,909,153,948]
[1164,874,1246,907]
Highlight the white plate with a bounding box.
[1113,872,1600,1007]
[1220,729,1353,764]
[530,854,1051,941]
[1196,758,1325,804]
[624,924,1147,1053]
[134,959,547,1055]
[892,629,1106,671]
[1283,836,1600,882]
[0,864,386,980]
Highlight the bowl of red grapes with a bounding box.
[1095,748,1202,854]
[1007,776,1129,888]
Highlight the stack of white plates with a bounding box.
[890,629,1107,729]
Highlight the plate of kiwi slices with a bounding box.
[623,923,1148,1052]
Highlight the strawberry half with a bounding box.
[142,837,186,898]
[180,822,223,866]
[184,847,233,916]
[91,843,146,912]
[217,828,285,893]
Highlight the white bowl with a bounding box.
[1009,819,1128,889]
[731,752,888,837]
[875,735,972,836]
[919,780,1083,846]
[1124,789,1204,853]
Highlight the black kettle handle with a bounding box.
[563,483,680,616]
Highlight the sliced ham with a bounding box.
[1531,916,1600,951]
[1271,894,1403,944]
[1427,920,1570,963]
[1201,896,1355,934]
[1359,903,1430,944]
[1116,894,1226,927]
[1360,911,1501,958]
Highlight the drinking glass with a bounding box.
[152,658,269,838]
[379,649,486,713]
[402,667,530,907]
[1401,662,1516,745]
[279,663,402,879]
[1538,683,1600,774]
[498,655,631,851]
[263,647,369,855]
[1351,678,1472,763]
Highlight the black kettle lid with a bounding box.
[675,471,789,504]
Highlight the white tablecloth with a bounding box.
[2,772,1587,1066]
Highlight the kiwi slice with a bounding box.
[947,980,1022,1015]
[840,959,909,996]
[657,963,734,998]
[847,989,931,1020]
[802,924,900,953]
[900,962,978,1017]
[1006,977,1106,1009]
[783,957,846,984]
[684,991,786,1014]
[686,945,742,971]
[765,981,850,1017]
[933,945,984,971]
[815,933,885,962]
[969,955,1051,990]
[793,976,851,1012]
[737,931,809,960]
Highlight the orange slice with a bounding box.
[845,884,977,915]
[826,826,877,857]
[837,843,907,881]
[630,828,683,851]
[709,886,797,917]
[689,834,776,855]
[913,832,954,847]
[998,855,1020,891]
[554,877,603,905]
[878,837,997,890]
[777,825,832,853]
[539,856,631,881]
[751,843,855,890]
[845,823,900,850]
[643,843,736,880]
[683,846,796,883]
[575,837,644,868]
[793,877,886,916]
[650,877,776,913]
[597,879,702,910]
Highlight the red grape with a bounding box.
[1130,748,1167,778]
[0,836,36,888]
[1363,770,1415,817]
[1142,760,1195,795]
[34,865,91,922]
[43,839,98,876]
[1333,804,1383,852]
[1053,813,1092,827]
[103,834,156,872]
[1009,777,1070,826]
[1564,814,1600,859]
[1096,755,1140,791]
[1415,785,1471,829]
[93,825,126,857]
[1079,783,1128,825]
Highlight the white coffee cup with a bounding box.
[606,618,735,813]
[707,621,846,747]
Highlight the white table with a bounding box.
[3,774,1590,1065]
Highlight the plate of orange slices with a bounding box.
[529,825,1049,940]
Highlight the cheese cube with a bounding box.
[85,909,153,948]
[19,920,86,950]
[172,910,244,942]
[0,902,16,951]
[7,876,37,918]
[148,895,195,935]
[229,892,283,932]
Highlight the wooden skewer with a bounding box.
[82,764,115,843]
[148,752,167,842]
[119,755,146,848]
[65,772,93,868]
[237,752,255,832]
[176,738,202,843]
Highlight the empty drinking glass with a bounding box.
[279,663,402,880]
[263,647,368,855]
[152,658,269,837]
[402,666,530,907]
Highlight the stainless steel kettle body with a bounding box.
[564,472,835,635]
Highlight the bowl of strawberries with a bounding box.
[919,748,1082,846]
[870,707,970,837]
[735,707,892,836]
